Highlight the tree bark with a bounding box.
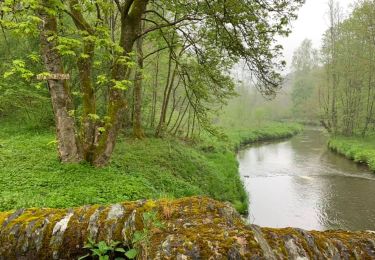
[150,52,160,128]
[38,3,82,163]
[68,0,97,162]
[93,0,148,166]
[38,1,150,167]
[133,23,145,139]
[155,51,174,137]
[0,197,374,259]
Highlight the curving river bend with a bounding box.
[238,128,375,231]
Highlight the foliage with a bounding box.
[218,82,294,129]
[288,39,321,122]
[224,123,303,150]
[79,239,132,260]
[0,0,305,165]
[131,211,164,259]
[319,0,375,135]
[78,211,163,260]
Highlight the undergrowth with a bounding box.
[0,122,302,214]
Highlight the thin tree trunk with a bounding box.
[166,80,182,128]
[150,52,159,128]
[168,96,187,134]
[173,103,189,136]
[186,107,191,138]
[190,111,196,138]
[133,31,145,139]
[155,51,174,137]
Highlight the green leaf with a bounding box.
[110,240,121,247]
[115,247,126,253]
[88,114,100,121]
[97,241,111,252]
[91,248,103,256]
[112,80,132,91]
[3,71,15,79]
[80,53,90,59]
[12,59,26,68]
[47,140,58,146]
[132,231,146,244]
[98,127,106,133]
[125,249,138,259]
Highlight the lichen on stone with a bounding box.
[0,196,374,259]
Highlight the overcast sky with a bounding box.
[279,0,357,72]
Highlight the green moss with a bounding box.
[0,211,11,226]
[0,197,373,258]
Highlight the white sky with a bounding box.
[278,0,357,72]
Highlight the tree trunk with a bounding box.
[68,0,97,162]
[150,53,160,128]
[38,4,82,163]
[93,0,148,166]
[155,52,174,137]
[133,25,145,139]
[0,197,374,259]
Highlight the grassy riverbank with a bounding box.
[329,135,375,172]
[0,122,302,213]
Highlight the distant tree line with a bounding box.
[321,0,375,136]
[290,0,375,135]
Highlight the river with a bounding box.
[237,128,375,231]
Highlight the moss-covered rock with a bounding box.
[0,197,374,259]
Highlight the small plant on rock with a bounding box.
[78,238,137,260]
[131,211,165,259]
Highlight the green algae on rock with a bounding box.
[0,197,374,259]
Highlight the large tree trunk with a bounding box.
[38,0,148,167]
[93,0,148,166]
[0,197,374,259]
[38,4,82,163]
[68,0,97,162]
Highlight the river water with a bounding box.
[238,128,375,231]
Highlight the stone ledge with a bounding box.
[0,197,374,259]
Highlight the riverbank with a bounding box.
[328,136,375,172]
[226,123,303,150]
[0,123,301,214]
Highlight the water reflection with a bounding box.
[238,129,375,231]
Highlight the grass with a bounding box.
[328,135,375,172]
[225,123,303,150]
[0,121,302,214]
